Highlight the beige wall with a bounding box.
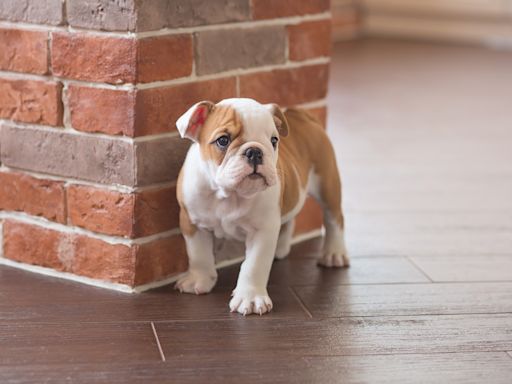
[332,0,363,41]
[361,0,512,46]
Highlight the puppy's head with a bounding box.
[176,98,289,198]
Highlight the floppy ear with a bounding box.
[176,101,215,141]
[266,103,289,137]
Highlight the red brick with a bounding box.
[294,197,323,235]
[0,28,48,74]
[0,172,65,223]
[66,184,180,238]
[239,64,329,106]
[134,235,187,285]
[252,0,330,19]
[0,77,63,125]
[51,32,136,84]
[137,34,193,83]
[304,106,327,128]
[3,220,135,284]
[67,185,135,237]
[288,20,332,61]
[67,85,136,136]
[135,77,236,136]
[134,186,179,237]
[72,235,135,284]
[3,220,64,269]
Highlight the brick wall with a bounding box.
[0,0,331,291]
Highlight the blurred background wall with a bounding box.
[332,0,512,47]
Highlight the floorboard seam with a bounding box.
[151,322,166,362]
[405,256,434,283]
[506,351,512,360]
[288,286,313,318]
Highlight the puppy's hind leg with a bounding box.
[309,166,349,268]
[275,219,295,260]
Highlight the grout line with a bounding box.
[0,13,331,39]
[135,57,330,90]
[0,165,135,193]
[0,58,330,91]
[0,118,133,143]
[0,164,177,193]
[0,210,180,246]
[405,255,434,283]
[288,286,313,318]
[132,131,179,143]
[151,322,166,362]
[1,118,179,144]
[135,13,332,38]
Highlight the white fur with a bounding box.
[176,98,346,315]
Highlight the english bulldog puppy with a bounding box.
[175,98,348,315]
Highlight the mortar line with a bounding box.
[0,211,181,246]
[0,56,330,91]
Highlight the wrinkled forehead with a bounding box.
[217,99,276,140]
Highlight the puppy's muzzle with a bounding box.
[244,147,263,167]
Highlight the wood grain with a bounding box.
[295,282,512,317]
[154,314,512,358]
[0,322,159,365]
[1,352,511,384]
[216,256,430,287]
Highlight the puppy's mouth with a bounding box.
[247,172,265,181]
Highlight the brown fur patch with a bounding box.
[198,106,244,165]
[279,109,344,228]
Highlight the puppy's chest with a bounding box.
[188,195,254,241]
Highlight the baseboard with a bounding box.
[364,13,512,48]
[0,228,323,293]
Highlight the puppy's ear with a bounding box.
[266,103,289,137]
[176,101,215,141]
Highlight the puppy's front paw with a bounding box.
[318,242,350,268]
[229,289,273,316]
[175,271,217,295]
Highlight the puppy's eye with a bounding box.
[271,136,279,149]
[215,135,230,149]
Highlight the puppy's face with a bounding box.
[177,98,289,198]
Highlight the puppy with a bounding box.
[175,98,348,315]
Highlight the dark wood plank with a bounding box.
[2,352,512,384]
[154,314,512,358]
[410,255,512,282]
[0,266,307,323]
[295,282,512,317]
[216,256,429,287]
[0,322,159,365]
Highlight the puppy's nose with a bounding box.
[244,147,263,166]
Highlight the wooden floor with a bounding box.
[2,39,512,383]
